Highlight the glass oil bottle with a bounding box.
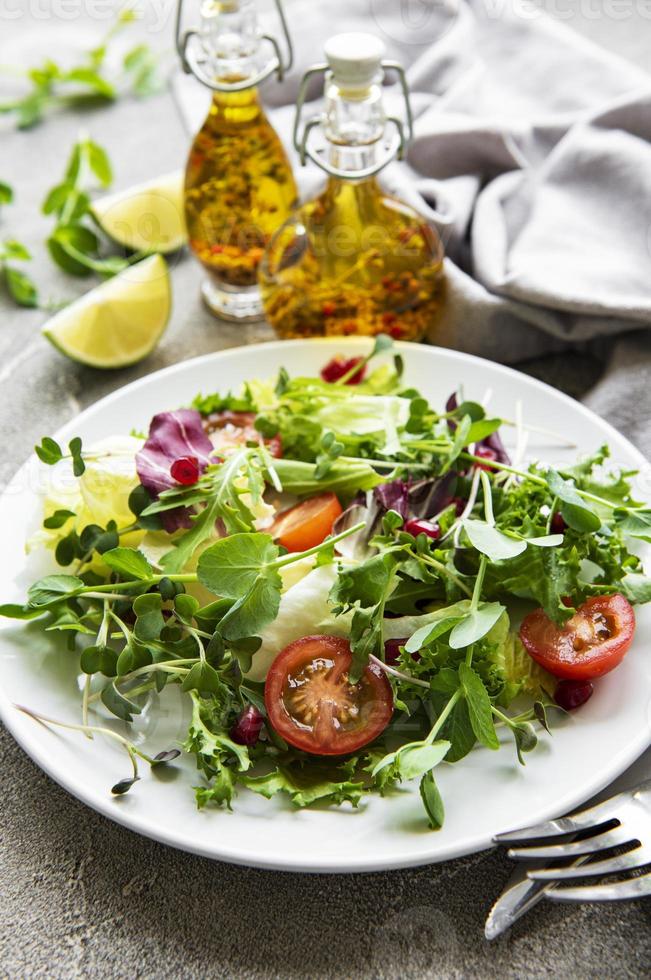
[176,0,297,320]
[259,33,445,341]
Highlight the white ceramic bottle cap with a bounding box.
[324,33,386,91]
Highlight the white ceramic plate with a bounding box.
[1,339,650,873]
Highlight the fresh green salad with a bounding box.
[3,338,650,827]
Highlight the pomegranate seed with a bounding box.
[474,445,498,471]
[322,301,336,317]
[170,455,200,485]
[404,518,441,540]
[554,679,594,711]
[381,311,397,327]
[320,356,366,384]
[210,244,224,254]
[551,512,567,534]
[389,325,403,339]
[230,705,264,746]
[384,638,407,665]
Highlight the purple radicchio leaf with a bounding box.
[373,479,411,519]
[135,409,214,532]
[476,429,511,465]
[445,392,458,432]
[408,473,458,520]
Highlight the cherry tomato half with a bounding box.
[268,492,343,553]
[519,594,635,681]
[264,635,394,755]
[203,410,282,458]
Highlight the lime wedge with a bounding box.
[91,172,186,254]
[43,254,171,369]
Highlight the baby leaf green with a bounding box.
[463,520,528,561]
[458,663,499,750]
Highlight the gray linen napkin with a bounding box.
[173,0,651,362]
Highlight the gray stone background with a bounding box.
[1,1,650,977]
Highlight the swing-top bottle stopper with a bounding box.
[175,0,293,92]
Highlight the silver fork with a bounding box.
[493,779,651,902]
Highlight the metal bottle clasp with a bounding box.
[292,62,414,179]
[175,0,293,92]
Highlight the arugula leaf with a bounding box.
[185,692,250,808]
[547,470,601,533]
[330,552,398,680]
[458,663,499,750]
[0,181,13,206]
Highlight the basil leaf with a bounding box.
[5,265,38,307]
[458,663,499,750]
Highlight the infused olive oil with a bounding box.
[176,0,296,320]
[184,87,296,294]
[260,33,445,341]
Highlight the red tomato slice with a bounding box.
[265,635,394,755]
[203,410,282,458]
[519,594,635,680]
[268,492,342,553]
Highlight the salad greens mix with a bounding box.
[3,337,650,827]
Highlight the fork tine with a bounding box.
[507,826,629,861]
[545,871,651,902]
[528,845,650,881]
[494,793,625,844]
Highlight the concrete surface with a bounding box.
[1,2,650,978]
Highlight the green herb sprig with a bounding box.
[0,10,164,130]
